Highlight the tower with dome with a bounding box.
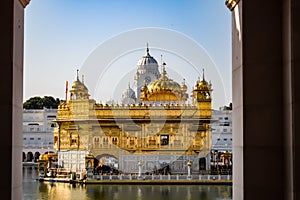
[121,45,161,104]
[134,44,161,100]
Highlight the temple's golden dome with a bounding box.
[140,63,188,102]
[148,73,181,94]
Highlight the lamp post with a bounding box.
[211,150,215,173]
[187,160,192,180]
[214,150,220,175]
[138,160,142,179]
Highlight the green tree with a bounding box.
[23,96,61,109]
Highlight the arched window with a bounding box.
[94,137,99,143]
[112,138,118,145]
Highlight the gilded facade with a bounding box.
[51,48,213,174]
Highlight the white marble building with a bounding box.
[23,108,57,162]
[211,108,232,152]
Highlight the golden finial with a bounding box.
[162,62,167,77]
[202,68,205,81]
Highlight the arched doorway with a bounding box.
[26,152,33,162]
[199,157,206,171]
[95,154,119,174]
[34,152,40,162]
[22,152,26,162]
[95,154,118,168]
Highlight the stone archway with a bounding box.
[26,152,33,162]
[34,152,40,162]
[95,154,119,169]
[199,157,206,171]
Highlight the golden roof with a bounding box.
[140,63,188,102]
[148,67,181,93]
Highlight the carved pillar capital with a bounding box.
[18,0,30,8]
[225,0,240,11]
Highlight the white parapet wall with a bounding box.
[58,150,88,172]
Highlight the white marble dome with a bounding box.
[137,47,159,70]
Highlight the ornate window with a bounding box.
[160,135,169,145]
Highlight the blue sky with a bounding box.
[24,0,231,109]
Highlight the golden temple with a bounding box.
[39,47,213,175]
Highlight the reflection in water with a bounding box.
[23,167,232,200]
[85,185,232,200]
[137,187,142,200]
[187,187,191,200]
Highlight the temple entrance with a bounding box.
[199,157,206,172]
[157,162,171,175]
[95,154,119,174]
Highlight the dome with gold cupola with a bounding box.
[134,44,161,100]
[140,62,188,103]
[194,69,211,91]
[191,69,212,104]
